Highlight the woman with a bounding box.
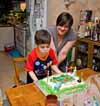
[47,12,77,72]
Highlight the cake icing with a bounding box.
[37,73,88,99]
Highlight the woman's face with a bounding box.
[38,44,50,55]
[57,25,69,36]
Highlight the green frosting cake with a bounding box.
[37,73,88,99]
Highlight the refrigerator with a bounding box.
[26,0,47,53]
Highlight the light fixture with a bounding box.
[20,2,26,12]
[64,0,75,9]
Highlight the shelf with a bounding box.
[75,38,100,71]
[78,50,88,54]
[93,54,100,59]
[78,38,100,46]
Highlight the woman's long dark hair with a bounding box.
[56,12,73,29]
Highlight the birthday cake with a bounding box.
[37,73,88,99]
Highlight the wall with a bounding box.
[47,0,100,30]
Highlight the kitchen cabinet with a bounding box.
[15,24,26,56]
[0,26,14,51]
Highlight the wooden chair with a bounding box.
[13,57,26,87]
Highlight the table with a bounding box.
[77,68,98,80]
[6,83,46,106]
[6,68,98,106]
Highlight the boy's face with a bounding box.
[38,44,50,54]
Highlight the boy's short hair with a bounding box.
[35,29,51,45]
[56,12,73,29]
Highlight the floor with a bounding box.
[0,52,15,96]
[0,52,26,104]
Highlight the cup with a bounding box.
[45,94,58,106]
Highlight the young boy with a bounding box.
[25,29,62,83]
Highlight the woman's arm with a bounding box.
[57,40,76,64]
[51,65,63,74]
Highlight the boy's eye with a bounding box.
[40,45,49,49]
